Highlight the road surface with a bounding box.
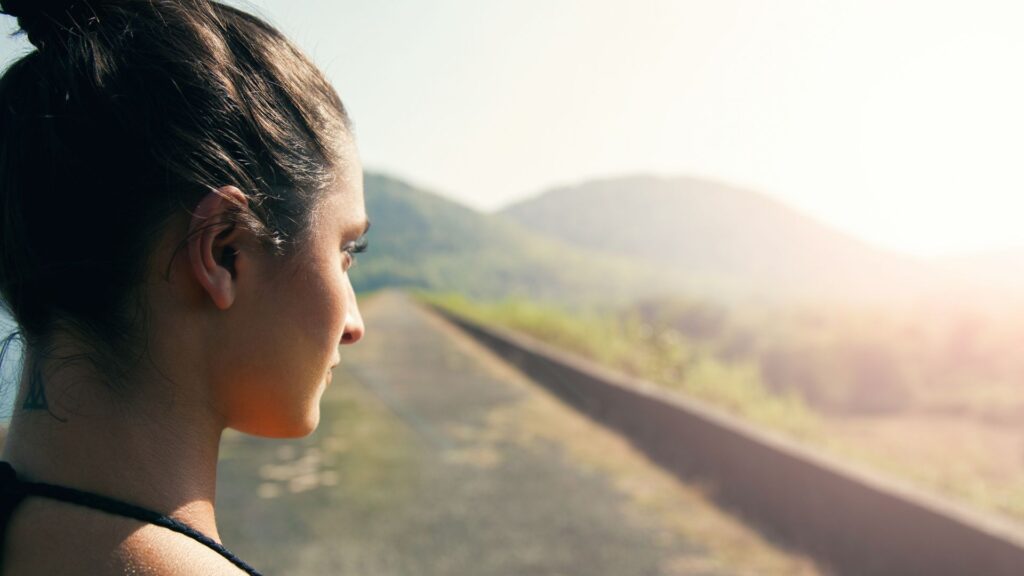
[216,290,825,575]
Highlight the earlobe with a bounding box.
[187,186,249,311]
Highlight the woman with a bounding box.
[0,0,367,573]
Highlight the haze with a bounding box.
[2,0,1021,258]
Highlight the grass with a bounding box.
[417,291,823,443]
[417,290,1024,527]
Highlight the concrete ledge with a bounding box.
[428,304,1024,576]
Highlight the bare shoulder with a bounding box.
[2,498,251,576]
[114,522,253,576]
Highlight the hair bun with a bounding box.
[0,0,93,50]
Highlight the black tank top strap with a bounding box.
[0,461,263,575]
[0,460,29,558]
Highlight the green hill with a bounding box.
[353,173,677,307]
[500,174,947,304]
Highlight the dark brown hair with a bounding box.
[0,0,354,406]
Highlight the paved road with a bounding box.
[216,291,825,575]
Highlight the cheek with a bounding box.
[223,274,344,435]
[295,260,348,356]
[248,260,344,376]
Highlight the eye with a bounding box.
[342,235,368,270]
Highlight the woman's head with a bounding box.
[0,0,366,436]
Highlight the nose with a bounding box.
[341,297,364,345]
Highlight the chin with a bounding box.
[232,403,322,439]
[293,407,322,437]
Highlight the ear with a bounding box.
[187,186,251,310]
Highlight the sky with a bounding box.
[2,0,1023,258]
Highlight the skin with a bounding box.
[0,140,367,575]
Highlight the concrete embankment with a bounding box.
[430,302,1024,576]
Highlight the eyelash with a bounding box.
[343,236,369,268]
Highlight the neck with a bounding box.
[1,354,226,541]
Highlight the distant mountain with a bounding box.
[354,172,675,306]
[930,249,1024,299]
[500,175,951,304]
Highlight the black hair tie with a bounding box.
[0,0,94,50]
[0,0,81,19]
